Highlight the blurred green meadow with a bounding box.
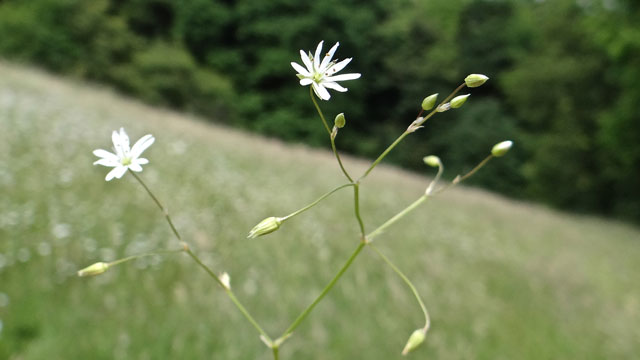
[1,61,639,359]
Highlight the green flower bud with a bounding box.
[464,74,489,88]
[334,113,346,128]
[77,262,110,277]
[491,140,513,157]
[421,93,438,111]
[248,217,282,238]
[423,155,441,168]
[450,94,470,108]
[402,328,427,355]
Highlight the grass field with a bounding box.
[1,61,639,359]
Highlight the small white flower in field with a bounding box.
[93,128,155,181]
[291,41,361,100]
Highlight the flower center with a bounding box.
[121,157,132,166]
[313,72,324,83]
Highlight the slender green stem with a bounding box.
[276,242,365,344]
[310,87,354,182]
[130,171,273,344]
[359,83,467,181]
[368,243,430,330]
[434,154,493,195]
[360,131,410,180]
[131,172,182,241]
[353,183,366,236]
[108,248,184,267]
[367,195,428,241]
[272,346,279,360]
[280,183,354,221]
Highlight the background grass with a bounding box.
[1,61,639,359]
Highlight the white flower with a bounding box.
[93,128,155,181]
[291,40,361,100]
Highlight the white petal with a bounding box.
[319,42,339,71]
[326,58,352,74]
[128,162,143,172]
[112,130,122,157]
[93,158,119,167]
[119,128,130,153]
[299,50,314,73]
[313,41,324,70]
[325,73,361,82]
[106,166,127,181]
[299,78,313,86]
[312,82,331,100]
[130,134,155,159]
[291,62,311,77]
[323,82,348,92]
[93,149,118,161]
[137,158,149,165]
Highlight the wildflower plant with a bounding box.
[79,40,512,358]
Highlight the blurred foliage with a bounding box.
[0,0,638,222]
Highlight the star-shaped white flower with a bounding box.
[93,128,155,181]
[291,40,361,100]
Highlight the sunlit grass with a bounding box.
[1,61,639,359]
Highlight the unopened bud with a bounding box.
[491,140,513,157]
[334,113,346,128]
[423,155,441,168]
[402,328,427,355]
[436,103,451,112]
[248,217,282,238]
[421,93,438,111]
[77,262,110,277]
[450,94,470,108]
[464,74,489,88]
[220,272,231,290]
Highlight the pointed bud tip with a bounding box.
[450,94,470,109]
[465,74,489,88]
[248,217,282,239]
[77,262,110,277]
[423,155,441,168]
[421,93,438,111]
[334,113,346,128]
[491,140,513,157]
[402,328,427,355]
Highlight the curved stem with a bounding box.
[276,242,365,344]
[367,195,428,241]
[310,87,354,182]
[108,248,184,267]
[131,171,273,344]
[433,154,493,195]
[280,183,354,221]
[368,244,430,330]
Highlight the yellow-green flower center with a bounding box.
[121,157,132,166]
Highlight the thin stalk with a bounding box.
[368,243,430,330]
[108,248,184,267]
[276,242,366,344]
[310,87,353,182]
[434,154,493,195]
[131,172,182,241]
[367,195,428,241]
[359,83,467,181]
[272,346,279,360]
[353,183,366,236]
[280,183,353,221]
[131,171,273,344]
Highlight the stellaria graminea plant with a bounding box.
[78,40,512,359]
